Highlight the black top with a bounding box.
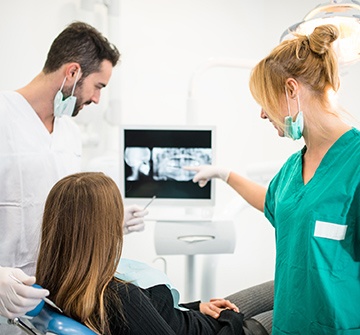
[107,280,245,335]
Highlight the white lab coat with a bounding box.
[0,91,82,276]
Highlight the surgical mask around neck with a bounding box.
[284,88,304,140]
[53,71,80,118]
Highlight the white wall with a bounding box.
[1,0,360,302]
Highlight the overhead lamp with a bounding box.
[280,0,360,66]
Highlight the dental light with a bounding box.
[280,0,360,66]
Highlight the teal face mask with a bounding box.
[54,71,80,118]
[284,88,304,140]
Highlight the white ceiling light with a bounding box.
[281,0,360,66]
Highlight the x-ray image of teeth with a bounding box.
[124,147,151,181]
[153,147,211,181]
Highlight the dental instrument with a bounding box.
[9,274,63,314]
[143,195,156,210]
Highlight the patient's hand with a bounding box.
[199,298,239,319]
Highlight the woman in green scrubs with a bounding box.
[186,24,360,334]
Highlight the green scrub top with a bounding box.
[265,128,360,335]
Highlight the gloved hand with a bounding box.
[123,205,149,234]
[183,165,231,188]
[0,267,49,319]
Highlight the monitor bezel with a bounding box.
[119,124,216,208]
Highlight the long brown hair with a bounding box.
[36,172,124,334]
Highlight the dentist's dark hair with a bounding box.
[43,21,120,78]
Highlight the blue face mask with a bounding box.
[53,71,80,118]
[284,88,304,140]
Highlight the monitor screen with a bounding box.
[119,125,215,208]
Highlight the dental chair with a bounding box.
[8,304,96,335]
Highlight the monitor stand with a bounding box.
[154,219,236,301]
[147,206,214,222]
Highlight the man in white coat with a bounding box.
[0,21,147,330]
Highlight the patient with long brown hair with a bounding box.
[36,172,272,335]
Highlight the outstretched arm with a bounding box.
[184,165,267,212]
[227,171,267,212]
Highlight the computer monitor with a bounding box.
[119,125,215,210]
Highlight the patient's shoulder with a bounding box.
[109,280,172,310]
[109,279,149,302]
